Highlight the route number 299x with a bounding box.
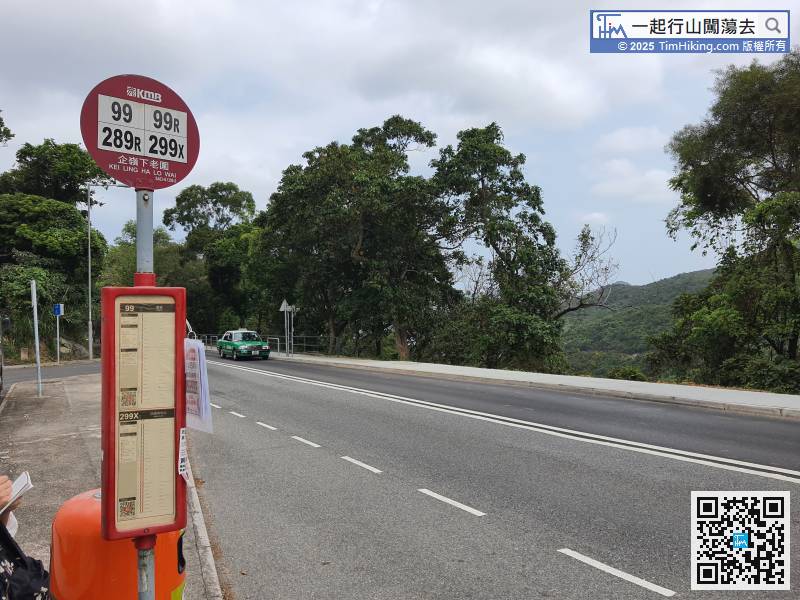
[147,135,185,159]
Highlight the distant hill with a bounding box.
[562,269,715,376]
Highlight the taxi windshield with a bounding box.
[240,332,261,341]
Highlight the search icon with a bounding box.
[765,17,782,35]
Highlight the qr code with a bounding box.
[120,389,138,407]
[691,491,790,590]
[118,498,136,520]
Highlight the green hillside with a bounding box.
[562,269,715,377]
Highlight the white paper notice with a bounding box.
[185,338,213,433]
[178,427,188,481]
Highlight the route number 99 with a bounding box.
[111,101,133,123]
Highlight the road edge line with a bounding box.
[186,457,224,600]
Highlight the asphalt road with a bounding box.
[191,353,800,599]
[1,360,100,398]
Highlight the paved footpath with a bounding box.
[0,374,220,599]
[268,353,800,419]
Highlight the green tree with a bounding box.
[0,139,109,204]
[651,51,800,391]
[98,221,176,287]
[0,193,106,273]
[431,123,566,370]
[250,116,453,357]
[0,110,13,145]
[205,223,256,327]
[250,142,366,352]
[349,117,451,359]
[0,252,93,356]
[98,221,220,333]
[163,182,255,253]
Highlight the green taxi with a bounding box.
[217,329,271,360]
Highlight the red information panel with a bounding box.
[101,286,187,540]
[80,74,200,190]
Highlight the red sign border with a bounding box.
[100,285,187,540]
[80,74,199,190]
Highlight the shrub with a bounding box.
[606,366,648,382]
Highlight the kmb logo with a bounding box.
[126,86,162,103]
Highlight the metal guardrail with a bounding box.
[196,333,326,356]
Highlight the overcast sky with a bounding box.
[0,1,790,284]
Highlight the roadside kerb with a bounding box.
[186,458,224,599]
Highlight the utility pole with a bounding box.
[30,279,42,397]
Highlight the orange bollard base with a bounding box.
[49,489,186,600]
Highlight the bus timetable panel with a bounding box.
[101,286,186,540]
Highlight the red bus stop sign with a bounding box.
[80,74,199,190]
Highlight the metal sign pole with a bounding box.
[136,190,154,273]
[56,314,60,365]
[87,185,93,361]
[134,534,156,600]
[290,307,295,356]
[135,187,155,600]
[30,280,42,398]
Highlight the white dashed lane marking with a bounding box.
[417,488,485,517]
[558,548,675,597]
[291,435,321,448]
[229,411,246,418]
[341,455,382,474]
[256,421,277,430]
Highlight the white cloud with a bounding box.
[576,211,610,225]
[0,0,759,284]
[594,126,667,154]
[590,158,675,204]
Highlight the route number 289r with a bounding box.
[101,126,142,152]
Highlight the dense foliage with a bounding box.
[649,51,800,393]
[0,134,109,359]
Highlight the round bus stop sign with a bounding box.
[80,74,199,190]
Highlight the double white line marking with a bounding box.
[207,360,800,484]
